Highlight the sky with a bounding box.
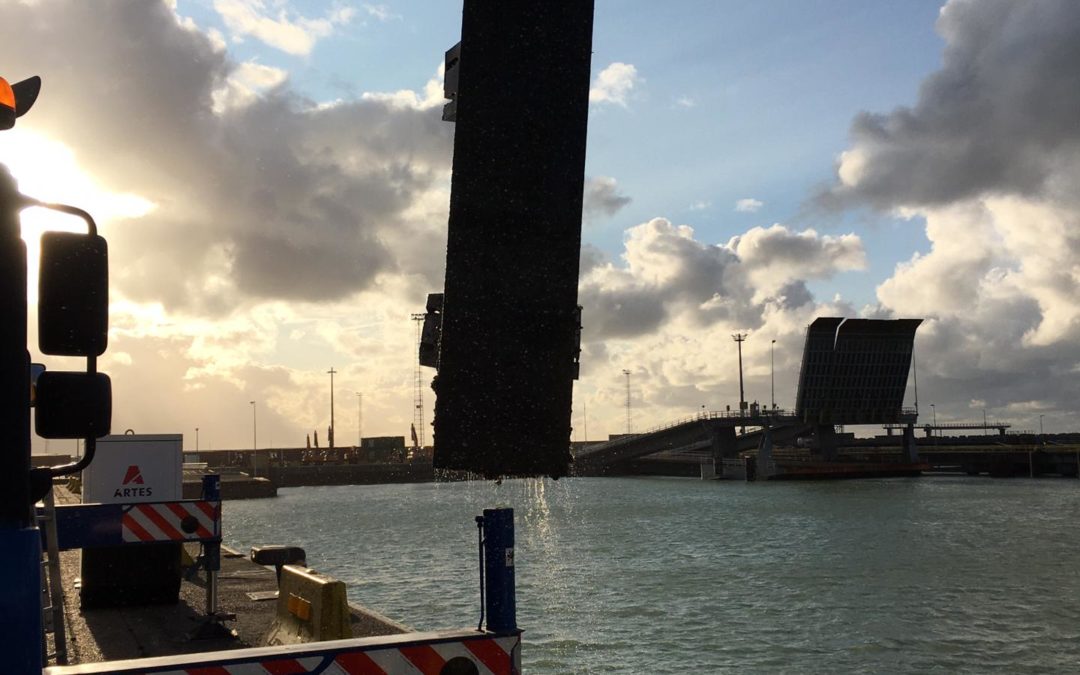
[3,0,1078,453]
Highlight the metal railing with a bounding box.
[576,409,800,459]
[578,406,923,459]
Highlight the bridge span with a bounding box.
[573,317,926,479]
[573,409,813,475]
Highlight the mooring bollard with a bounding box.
[481,508,517,634]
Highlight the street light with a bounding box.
[623,369,632,434]
[327,367,337,449]
[196,427,200,453]
[770,339,776,410]
[1040,414,1045,438]
[250,400,257,477]
[930,403,936,436]
[356,392,363,447]
[732,333,747,433]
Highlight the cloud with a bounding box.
[574,219,863,425]
[213,0,354,56]
[675,96,695,108]
[689,200,711,211]
[822,0,1080,211]
[579,244,607,277]
[578,218,865,341]
[75,292,428,454]
[822,0,1080,432]
[212,60,288,112]
[728,224,865,296]
[734,198,763,213]
[582,176,631,222]
[0,1,453,314]
[589,62,640,107]
[360,62,447,111]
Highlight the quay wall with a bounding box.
[269,463,436,488]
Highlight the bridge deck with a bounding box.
[574,410,814,472]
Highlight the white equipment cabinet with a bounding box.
[82,433,182,504]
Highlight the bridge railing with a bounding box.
[577,407,921,460]
[639,408,799,435]
[576,409,800,458]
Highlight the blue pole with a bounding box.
[202,474,222,621]
[3,528,43,673]
[201,474,221,573]
[201,473,221,502]
[482,508,516,634]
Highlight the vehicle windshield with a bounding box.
[4,1,1078,672]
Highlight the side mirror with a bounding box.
[34,371,111,439]
[39,231,108,356]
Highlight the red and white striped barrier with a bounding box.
[45,630,522,675]
[121,500,220,543]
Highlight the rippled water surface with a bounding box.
[224,477,1080,673]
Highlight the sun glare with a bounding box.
[0,128,156,301]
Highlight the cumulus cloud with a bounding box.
[0,1,453,314]
[823,0,1080,210]
[578,218,865,341]
[212,60,288,113]
[589,62,640,106]
[823,0,1080,431]
[361,62,447,110]
[729,224,865,297]
[573,218,865,427]
[735,198,763,213]
[213,0,355,56]
[582,176,632,222]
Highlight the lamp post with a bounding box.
[327,367,337,449]
[196,427,199,453]
[930,403,936,436]
[1040,414,1044,438]
[356,392,363,447]
[732,334,747,413]
[732,333,747,432]
[250,400,257,477]
[770,339,776,410]
[583,399,588,443]
[623,369,632,434]
[983,409,988,436]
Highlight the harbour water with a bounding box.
[224,477,1080,673]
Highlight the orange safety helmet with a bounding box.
[0,75,41,130]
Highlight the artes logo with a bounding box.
[122,465,144,485]
[114,465,152,499]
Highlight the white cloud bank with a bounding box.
[13,0,1061,445]
[213,0,355,56]
[822,0,1080,431]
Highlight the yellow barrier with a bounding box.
[262,565,352,646]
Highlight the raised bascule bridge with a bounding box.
[574,317,925,480]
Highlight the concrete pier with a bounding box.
[48,486,408,667]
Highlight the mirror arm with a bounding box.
[20,198,98,236]
[45,437,96,478]
[25,199,103,477]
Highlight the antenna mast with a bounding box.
[411,313,426,449]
